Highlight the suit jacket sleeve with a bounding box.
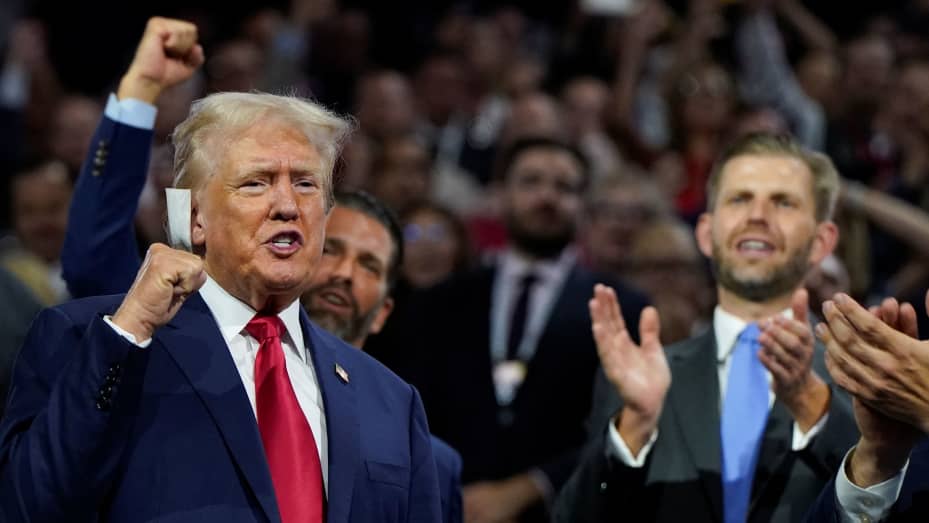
[61,115,152,298]
[407,385,443,522]
[803,477,841,523]
[552,429,649,523]
[0,306,150,521]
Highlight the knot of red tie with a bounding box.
[245,314,286,344]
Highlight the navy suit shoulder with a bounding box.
[430,436,463,523]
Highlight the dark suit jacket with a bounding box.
[58,112,458,522]
[804,439,929,522]
[554,328,859,523]
[431,435,463,523]
[408,263,647,520]
[0,293,441,522]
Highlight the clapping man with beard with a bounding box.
[408,137,649,523]
[554,133,858,523]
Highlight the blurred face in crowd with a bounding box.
[302,206,394,346]
[500,92,565,146]
[356,71,416,140]
[843,36,894,110]
[797,50,841,115]
[696,154,836,302]
[626,220,709,344]
[206,40,264,93]
[402,207,462,289]
[676,64,733,134]
[503,146,585,259]
[50,95,101,173]
[585,182,661,272]
[415,56,468,125]
[192,120,328,309]
[888,62,929,135]
[561,77,609,139]
[12,161,72,264]
[370,137,431,216]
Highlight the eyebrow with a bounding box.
[238,159,320,175]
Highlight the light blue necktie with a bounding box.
[721,323,769,523]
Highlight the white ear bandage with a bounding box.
[165,188,192,252]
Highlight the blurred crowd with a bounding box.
[3,0,929,519]
[5,0,929,336]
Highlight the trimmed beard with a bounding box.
[711,239,813,302]
[302,290,385,346]
[505,213,575,260]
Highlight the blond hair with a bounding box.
[171,92,354,209]
[706,133,840,222]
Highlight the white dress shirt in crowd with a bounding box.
[607,305,829,466]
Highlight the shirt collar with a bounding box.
[198,275,306,362]
[713,305,793,363]
[499,246,577,283]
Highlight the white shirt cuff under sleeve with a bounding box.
[104,315,152,348]
[792,412,829,451]
[104,93,157,130]
[835,446,908,523]
[605,415,659,467]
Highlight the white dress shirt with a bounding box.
[608,305,829,466]
[835,447,909,523]
[489,247,577,365]
[107,277,330,494]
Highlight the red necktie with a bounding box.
[245,315,325,523]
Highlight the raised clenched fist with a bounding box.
[117,17,204,104]
[111,243,206,342]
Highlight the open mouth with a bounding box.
[266,231,303,255]
[736,238,775,257]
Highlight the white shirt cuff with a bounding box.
[605,415,658,467]
[792,412,829,450]
[104,315,152,348]
[104,93,157,130]
[835,446,908,523]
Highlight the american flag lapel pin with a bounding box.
[335,363,350,384]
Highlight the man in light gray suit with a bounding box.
[555,133,858,522]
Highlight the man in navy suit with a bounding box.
[51,18,462,522]
[805,292,929,521]
[0,17,441,523]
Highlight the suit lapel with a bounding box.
[665,330,723,521]
[301,311,359,523]
[748,399,793,518]
[156,294,279,522]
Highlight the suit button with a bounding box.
[99,386,112,400]
[105,374,118,385]
[92,169,102,177]
[95,399,110,411]
[600,482,608,492]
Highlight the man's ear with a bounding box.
[367,296,395,335]
[191,198,206,248]
[695,212,714,258]
[808,220,839,266]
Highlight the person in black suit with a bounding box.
[555,133,858,522]
[805,291,929,521]
[409,137,648,523]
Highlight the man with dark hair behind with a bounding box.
[406,136,648,522]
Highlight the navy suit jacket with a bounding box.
[805,439,929,522]
[0,293,441,522]
[56,113,455,522]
